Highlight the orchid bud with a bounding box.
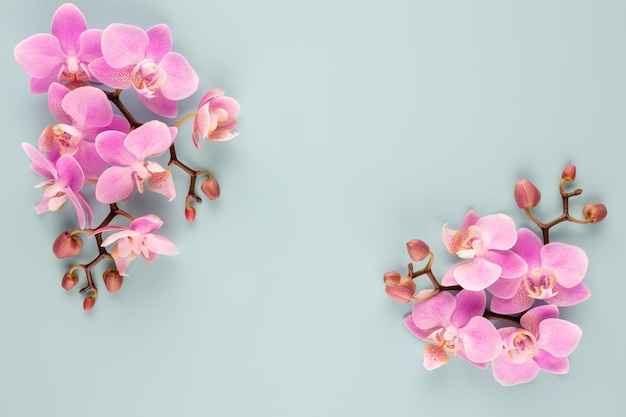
[406,239,430,262]
[561,164,576,182]
[383,271,416,303]
[53,231,83,258]
[201,178,220,201]
[61,272,79,291]
[185,206,196,222]
[514,179,541,208]
[83,295,96,311]
[583,203,607,223]
[103,268,123,293]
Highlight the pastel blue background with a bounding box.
[1,1,624,416]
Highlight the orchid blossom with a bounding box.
[95,214,178,276]
[95,120,177,204]
[89,23,198,117]
[490,228,590,314]
[22,142,93,229]
[404,290,502,370]
[14,3,102,93]
[491,305,582,386]
[39,83,130,180]
[441,210,527,291]
[192,89,240,148]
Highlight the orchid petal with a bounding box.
[62,87,113,130]
[47,82,71,123]
[14,34,64,78]
[488,276,523,299]
[145,24,172,62]
[536,319,582,358]
[129,214,163,234]
[143,234,178,256]
[540,243,588,288]
[124,120,173,158]
[545,283,591,307]
[460,316,502,363]
[533,350,569,374]
[484,250,527,278]
[139,92,178,118]
[159,52,199,100]
[51,3,87,55]
[88,58,132,89]
[100,229,139,247]
[101,23,148,68]
[95,130,136,166]
[55,155,84,190]
[512,228,543,269]
[476,213,517,250]
[73,141,108,181]
[95,166,135,203]
[450,290,486,328]
[403,314,431,340]
[148,170,176,200]
[460,209,480,232]
[453,258,501,291]
[411,291,455,330]
[520,305,560,337]
[492,350,540,386]
[423,345,450,370]
[64,188,86,229]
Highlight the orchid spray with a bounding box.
[384,165,607,385]
[16,3,240,310]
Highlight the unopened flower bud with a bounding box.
[103,268,123,293]
[562,164,576,182]
[61,272,79,291]
[201,178,220,201]
[185,206,196,222]
[83,295,96,311]
[406,239,430,262]
[383,271,416,303]
[514,179,541,208]
[53,231,83,258]
[583,203,607,223]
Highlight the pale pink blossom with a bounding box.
[94,214,178,276]
[441,210,527,291]
[403,290,502,370]
[491,305,582,386]
[89,23,198,117]
[490,228,590,314]
[94,121,177,204]
[14,3,102,93]
[38,83,130,180]
[192,89,240,148]
[22,142,93,229]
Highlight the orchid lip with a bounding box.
[130,59,167,98]
[505,329,538,364]
[523,267,559,299]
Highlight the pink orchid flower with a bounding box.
[403,290,502,370]
[491,305,582,386]
[14,3,102,93]
[441,210,527,291]
[95,120,177,204]
[88,23,198,118]
[39,83,130,180]
[192,89,240,148]
[95,214,178,276]
[22,142,93,229]
[490,228,590,314]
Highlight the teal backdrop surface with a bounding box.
[1,1,624,416]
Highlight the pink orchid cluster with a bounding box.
[15,3,240,310]
[384,165,607,386]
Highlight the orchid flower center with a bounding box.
[504,329,538,364]
[427,325,459,354]
[523,267,558,299]
[57,56,90,82]
[130,60,167,98]
[52,124,82,154]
